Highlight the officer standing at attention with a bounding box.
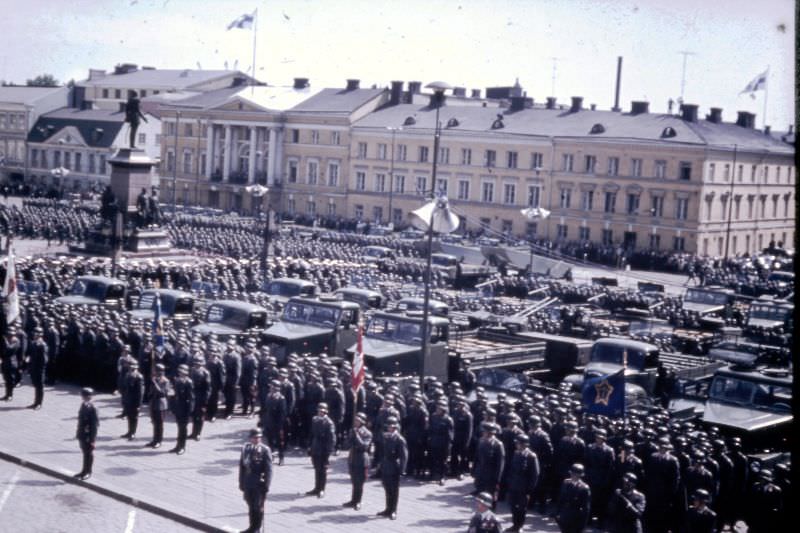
[472,422,505,509]
[147,363,170,448]
[607,472,646,533]
[506,433,540,533]
[239,428,272,533]
[585,427,615,528]
[262,380,288,465]
[686,489,717,533]
[343,411,372,511]
[74,387,99,481]
[223,341,241,419]
[306,402,335,497]
[171,363,194,455]
[428,398,454,485]
[120,360,144,440]
[1,326,20,401]
[189,355,211,440]
[27,327,48,409]
[556,463,591,533]
[377,416,407,520]
[467,492,504,533]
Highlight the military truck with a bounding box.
[262,297,360,364]
[333,287,385,310]
[127,288,195,323]
[191,300,269,340]
[55,275,126,309]
[430,253,496,288]
[745,296,793,334]
[263,277,318,306]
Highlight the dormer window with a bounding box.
[661,126,677,138]
[446,118,459,128]
[589,123,605,134]
[403,116,416,126]
[491,114,504,130]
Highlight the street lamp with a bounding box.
[723,144,739,260]
[172,110,181,216]
[386,126,402,228]
[521,206,551,272]
[245,184,270,280]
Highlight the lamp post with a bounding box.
[521,206,551,273]
[386,126,402,228]
[172,110,181,216]
[723,144,738,260]
[245,184,270,279]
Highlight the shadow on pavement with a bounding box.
[104,467,138,476]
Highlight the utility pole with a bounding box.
[678,51,695,103]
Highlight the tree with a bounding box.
[26,74,59,87]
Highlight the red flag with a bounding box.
[351,319,365,393]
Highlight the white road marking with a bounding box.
[0,471,20,514]
[124,509,136,533]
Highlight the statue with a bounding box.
[135,187,149,227]
[100,185,119,225]
[147,188,162,226]
[124,90,148,149]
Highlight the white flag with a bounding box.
[2,248,19,326]
[227,10,256,30]
[739,70,768,95]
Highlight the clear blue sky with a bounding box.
[2,0,794,129]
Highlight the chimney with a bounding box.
[612,56,623,112]
[590,103,597,110]
[471,89,481,98]
[452,87,466,97]
[428,92,446,109]
[630,101,649,115]
[510,96,526,112]
[293,77,309,89]
[680,103,698,122]
[545,97,557,110]
[570,96,583,112]
[113,63,138,75]
[88,69,106,80]
[345,79,360,91]
[736,111,756,129]
[707,107,723,123]
[390,81,403,105]
[764,125,771,135]
[408,81,422,94]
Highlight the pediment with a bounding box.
[213,97,271,113]
[45,126,88,147]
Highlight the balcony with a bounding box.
[228,171,249,185]
[254,171,268,185]
[210,170,223,183]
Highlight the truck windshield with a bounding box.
[590,344,647,369]
[69,280,108,300]
[432,255,456,267]
[267,282,303,297]
[749,304,790,322]
[367,317,421,345]
[686,289,728,306]
[207,305,251,329]
[282,302,340,327]
[710,375,793,411]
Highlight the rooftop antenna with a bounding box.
[678,50,695,103]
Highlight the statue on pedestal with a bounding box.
[136,188,149,228]
[148,188,162,226]
[124,91,148,149]
[100,185,119,225]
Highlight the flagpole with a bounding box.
[762,65,769,129]
[251,9,258,94]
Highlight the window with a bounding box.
[737,164,743,182]
[182,151,192,174]
[357,142,367,159]
[631,158,642,177]
[200,152,206,174]
[708,163,716,181]
[291,129,299,143]
[327,203,336,216]
[53,151,61,168]
[393,174,405,193]
[626,193,640,214]
[485,150,496,168]
[330,131,340,145]
[751,165,757,182]
[74,153,82,172]
[607,157,619,176]
[397,144,407,161]
[649,234,661,249]
[503,183,516,205]
[760,197,766,217]
[436,178,448,195]
[557,224,568,240]
[527,185,540,207]
[374,173,386,192]
[602,229,613,245]
[166,150,175,173]
[288,160,298,183]
[461,148,471,166]
[507,151,518,169]
[723,163,730,181]
[184,123,193,137]
[88,154,95,174]
[392,208,403,225]
[651,196,663,217]
[581,190,594,211]
[377,143,387,160]
[328,163,339,187]
[31,149,39,168]
[679,161,692,181]
[559,188,572,208]
[673,237,685,251]
[481,182,494,203]
[307,161,318,185]
[355,171,366,191]
[526,222,538,236]
[286,198,295,215]
[311,130,320,145]
[579,227,590,241]
[655,160,666,179]
[114,89,121,99]
[584,155,597,174]
[102,89,109,99]
[676,198,689,220]
[419,146,429,163]
[772,197,778,217]
[166,122,176,136]
[354,205,364,220]
[501,220,513,234]
[136,133,146,146]
[531,152,544,170]
[604,192,616,213]
[457,180,470,201]
[764,166,770,183]
[776,167,781,182]
[734,198,741,219]
[63,152,73,170]
[562,153,574,172]
[307,201,316,216]
[372,206,383,223]
[747,197,754,218]
[439,147,450,164]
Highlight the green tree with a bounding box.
[26,74,59,87]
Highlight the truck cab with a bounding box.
[55,276,126,309]
[564,337,660,394]
[360,245,395,263]
[262,297,360,364]
[264,277,318,306]
[333,287,385,310]
[745,297,793,333]
[396,297,449,317]
[191,300,269,340]
[128,289,195,322]
[683,286,735,314]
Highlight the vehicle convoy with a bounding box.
[191,300,269,340]
[262,297,361,364]
[127,288,195,322]
[55,276,126,308]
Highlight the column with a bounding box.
[274,129,284,184]
[248,126,257,183]
[222,125,232,181]
[267,127,277,184]
[205,122,214,177]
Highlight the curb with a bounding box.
[0,448,227,533]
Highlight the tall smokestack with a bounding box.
[612,56,622,112]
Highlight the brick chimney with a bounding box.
[545,97,557,110]
[293,77,309,89]
[680,103,699,122]
[736,111,756,129]
[452,87,466,97]
[390,81,403,105]
[570,97,583,112]
[630,101,649,115]
[471,89,481,98]
[510,96,526,112]
[408,81,422,94]
[345,79,360,91]
[707,107,723,123]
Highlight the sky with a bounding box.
[1,0,794,129]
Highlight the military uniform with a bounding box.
[467,510,504,533]
[239,430,273,533]
[507,436,540,532]
[171,366,194,454]
[428,406,454,483]
[307,406,336,496]
[121,364,144,439]
[75,388,99,480]
[1,332,20,400]
[585,437,615,527]
[378,422,407,519]
[473,426,505,505]
[345,415,372,509]
[206,353,225,421]
[556,475,591,533]
[189,360,211,439]
[27,331,48,409]
[262,383,287,463]
[450,403,473,478]
[607,485,646,533]
[148,368,171,447]
[240,350,258,416]
[222,347,241,418]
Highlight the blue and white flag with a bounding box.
[582,369,626,418]
[152,292,164,353]
[740,70,768,95]
[227,11,256,30]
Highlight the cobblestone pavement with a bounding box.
[0,379,562,532]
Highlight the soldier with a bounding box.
[324,378,345,452]
[376,416,407,520]
[240,343,258,417]
[403,394,428,477]
[222,341,241,419]
[147,363,170,448]
[120,360,144,440]
[43,318,60,386]
[262,379,287,465]
[343,412,372,511]
[206,348,225,421]
[607,472,646,533]
[372,393,400,475]
[116,347,136,418]
[472,422,505,509]
[1,326,20,401]
[506,433,540,533]
[686,489,717,533]
[74,387,99,481]
[171,363,194,455]
[644,437,681,533]
[189,355,211,440]
[552,420,586,504]
[614,440,644,489]
[239,428,273,533]
[585,427,615,528]
[685,451,716,507]
[467,492,504,533]
[428,398,454,485]
[527,415,553,513]
[451,399,474,480]
[306,402,335,497]
[747,469,782,533]
[556,463,591,533]
[26,327,48,409]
